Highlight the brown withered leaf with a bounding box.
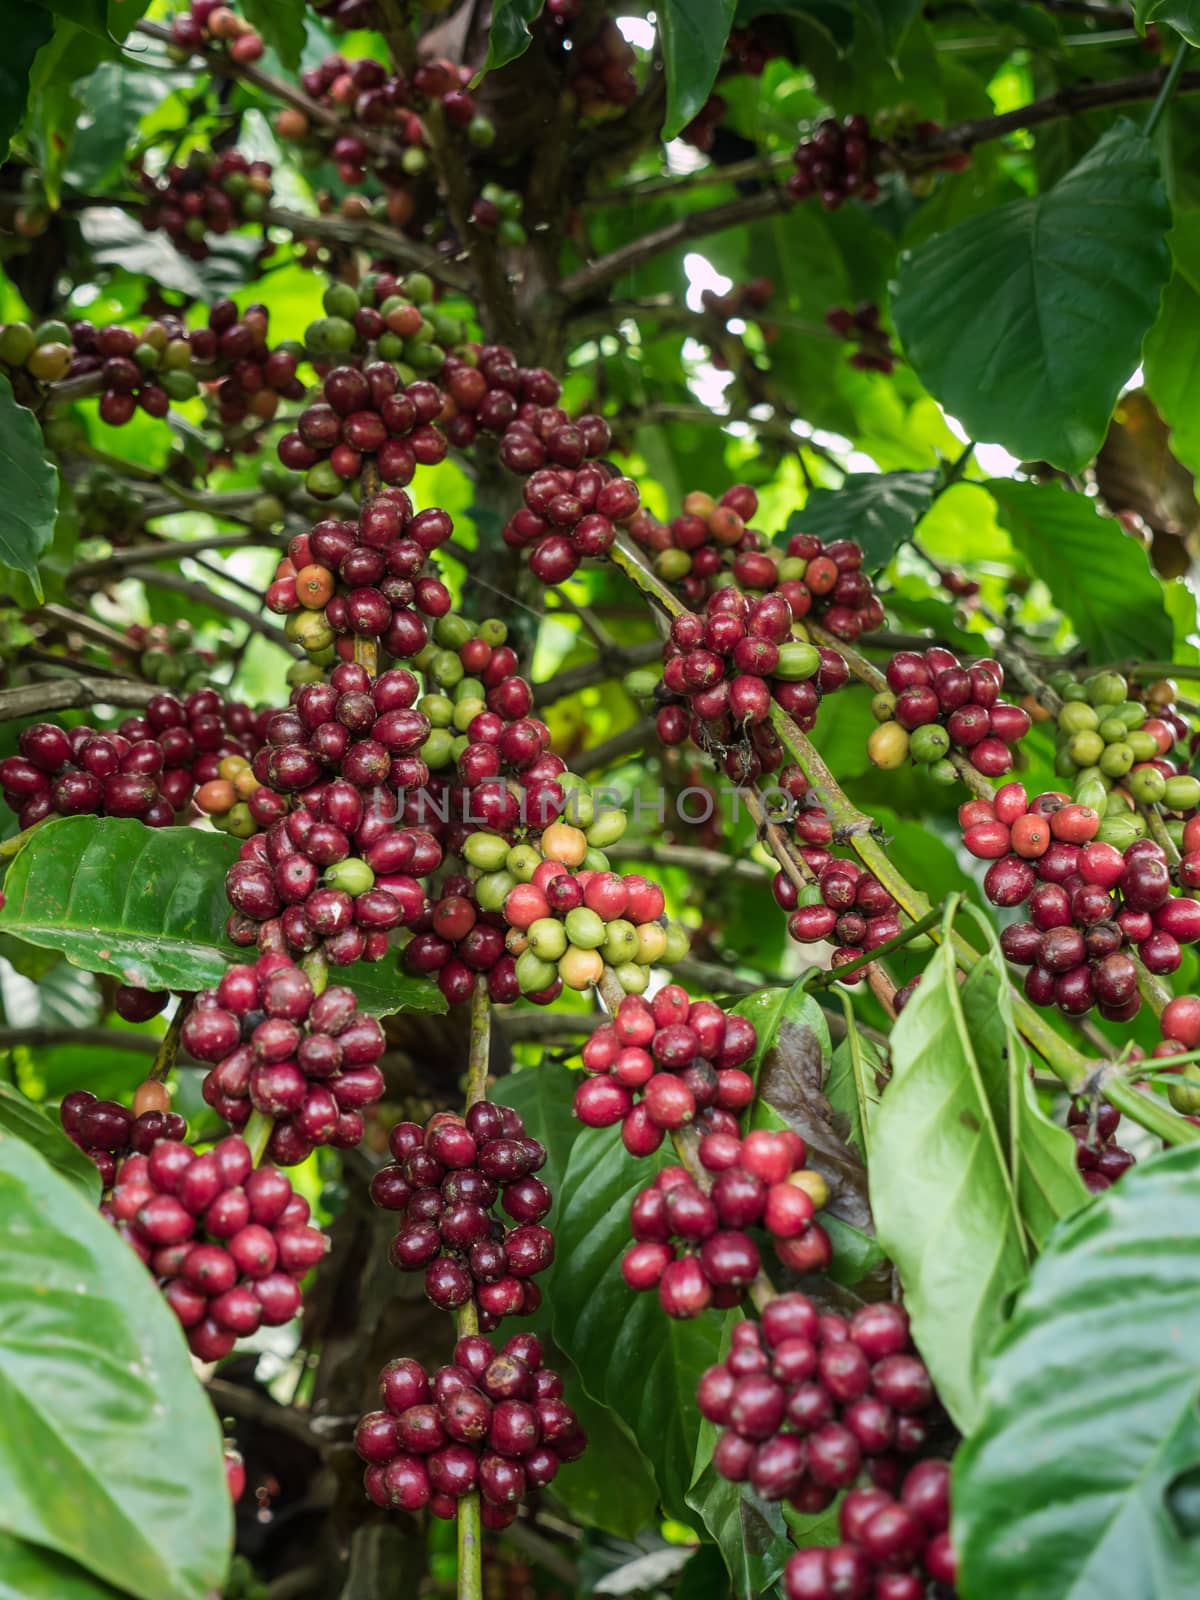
[1095,390,1199,576]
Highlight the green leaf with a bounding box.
[784,470,939,571]
[0,1083,99,1201]
[479,0,544,75]
[239,0,306,70]
[659,0,737,139]
[0,1534,129,1600]
[825,1016,882,1160]
[0,375,58,600]
[553,1126,726,1522]
[1135,0,1200,44]
[894,121,1171,472]
[0,817,444,1018]
[31,0,149,41]
[66,62,175,193]
[987,478,1173,664]
[0,1131,231,1599]
[0,817,242,990]
[868,930,1030,1432]
[0,6,52,160]
[958,908,1088,1252]
[953,1144,1200,1599]
[1143,212,1200,481]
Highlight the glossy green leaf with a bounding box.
[894,121,1170,471]
[1143,212,1200,480]
[0,1534,128,1600]
[31,0,150,42]
[868,930,1029,1432]
[0,376,58,599]
[240,0,306,70]
[0,817,443,1018]
[1134,0,1200,43]
[553,1126,726,1522]
[784,470,938,571]
[480,0,544,74]
[0,1083,99,1201]
[0,6,52,159]
[492,1064,659,1540]
[825,1014,882,1161]
[660,0,737,139]
[987,478,1173,664]
[954,1144,1200,1598]
[0,1131,231,1599]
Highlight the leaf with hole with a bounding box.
[894,121,1170,471]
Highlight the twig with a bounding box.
[38,604,140,656]
[576,718,656,775]
[531,640,661,707]
[149,1001,188,1083]
[0,678,158,722]
[606,839,769,881]
[0,1026,159,1054]
[70,530,281,583]
[454,981,490,1600]
[587,151,794,205]
[128,567,301,655]
[804,904,943,990]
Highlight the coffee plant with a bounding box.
[1,1,1200,1596]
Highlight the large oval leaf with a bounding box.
[0,1534,128,1600]
[781,471,939,572]
[659,0,736,138]
[954,1143,1200,1599]
[0,1130,231,1599]
[0,817,445,1018]
[894,121,1171,472]
[0,1083,100,1201]
[868,933,1029,1432]
[552,1125,727,1522]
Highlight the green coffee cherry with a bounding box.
[35,319,72,347]
[1113,701,1146,730]
[428,649,464,688]
[1085,671,1128,706]
[162,369,200,401]
[463,832,511,871]
[624,668,660,699]
[1058,701,1099,735]
[614,961,649,994]
[1169,1066,1200,1114]
[928,758,957,786]
[475,871,516,913]
[565,791,595,829]
[305,461,344,500]
[1164,775,1200,811]
[453,697,487,733]
[515,949,558,993]
[582,848,610,872]
[663,924,691,963]
[323,282,361,319]
[478,619,507,646]
[656,549,692,581]
[602,919,639,964]
[1068,731,1105,768]
[564,907,606,949]
[1073,774,1110,811]
[528,918,568,961]
[1126,730,1158,762]
[287,610,336,652]
[1098,717,1127,744]
[1128,765,1166,804]
[421,728,454,768]
[1095,812,1145,848]
[326,859,375,896]
[506,844,542,881]
[910,724,950,764]
[419,693,454,727]
[1098,741,1133,778]
[870,690,897,723]
[775,642,821,681]
[0,323,35,366]
[404,272,434,305]
[586,808,628,848]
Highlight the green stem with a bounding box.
[244,1110,273,1167]
[804,904,943,989]
[839,993,875,1162]
[0,819,47,860]
[455,983,490,1600]
[149,1000,187,1083]
[1147,41,1191,135]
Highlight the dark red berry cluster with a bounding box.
[136,148,273,262]
[785,1458,956,1599]
[561,18,638,117]
[876,648,1029,777]
[0,691,266,830]
[293,56,423,183]
[700,1297,937,1512]
[775,531,884,642]
[1068,1101,1134,1193]
[107,1131,325,1360]
[170,0,264,62]
[182,953,386,1165]
[680,94,728,152]
[622,485,762,610]
[280,366,448,498]
[266,490,454,661]
[444,346,562,452]
[787,116,881,209]
[370,1103,552,1327]
[622,1130,831,1318]
[773,855,901,974]
[357,1334,586,1530]
[576,988,757,1156]
[60,1083,186,1189]
[312,0,377,29]
[825,303,897,374]
[964,786,1200,1020]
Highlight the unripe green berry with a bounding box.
[528,917,568,961]
[564,907,606,950]
[585,808,628,848]
[1128,765,1166,804]
[1164,775,1200,811]
[613,961,649,994]
[506,844,541,882]
[463,832,511,871]
[870,690,897,723]
[909,724,950,764]
[663,924,690,963]
[326,859,375,896]
[775,642,821,681]
[515,949,558,994]
[475,871,516,913]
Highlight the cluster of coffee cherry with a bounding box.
[267,489,454,662]
[0,692,266,830]
[107,1130,326,1361]
[965,785,1200,1020]
[182,953,386,1165]
[785,1458,955,1599]
[357,1334,585,1530]
[825,303,898,375]
[700,1295,940,1512]
[622,1129,831,1317]
[1047,670,1198,812]
[281,363,448,500]
[560,17,639,117]
[575,988,757,1156]
[299,271,463,373]
[136,148,273,262]
[370,1103,552,1326]
[60,1080,186,1190]
[773,855,902,972]
[292,55,421,183]
[788,116,882,208]
[1068,1101,1134,1193]
[169,0,264,62]
[868,648,1030,779]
